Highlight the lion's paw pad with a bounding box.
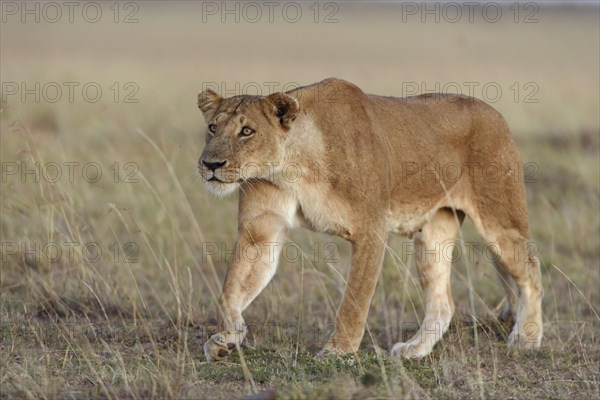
[204,335,237,362]
[508,331,541,349]
[390,342,431,359]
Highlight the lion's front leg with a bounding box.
[204,211,287,362]
[318,228,388,357]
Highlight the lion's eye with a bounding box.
[208,124,217,133]
[239,127,255,138]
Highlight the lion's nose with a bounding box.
[202,159,227,171]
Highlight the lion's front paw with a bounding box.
[315,346,345,361]
[203,333,236,362]
[390,341,432,359]
[507,329,542,350]
[315,336,358,360]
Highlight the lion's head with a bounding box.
[197,89,300,197]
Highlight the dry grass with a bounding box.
[1,3,599,399]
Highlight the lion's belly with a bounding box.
[388,182,469,238]
[388,206,439,238]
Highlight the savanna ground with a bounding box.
[1,2,599,399]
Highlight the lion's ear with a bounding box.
[264,92,299,130]
[198,89,222,120]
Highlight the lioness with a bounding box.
[197,78,542,361]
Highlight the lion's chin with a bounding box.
[205,180,239,198]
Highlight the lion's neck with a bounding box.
[280,112,325,179]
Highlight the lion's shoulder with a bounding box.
[287,78,367,109]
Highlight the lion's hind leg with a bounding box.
[468,177,543,348]
[493,255,519,322]
[482,229,543,348]
[391,208,464,359]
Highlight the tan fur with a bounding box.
[197,78,543,361]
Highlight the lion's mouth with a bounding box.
[204,177,240,197]
[201,168,235,184]
[205,175,243,184]
[199,165,248,191]
[202,170,245,185]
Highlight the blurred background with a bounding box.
[1,1,599,398]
